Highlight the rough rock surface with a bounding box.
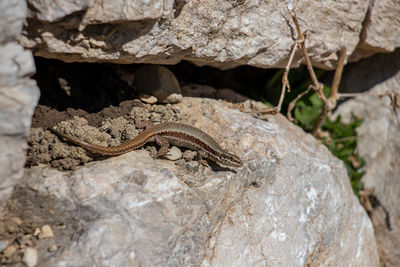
[18,98,378,266]
[20,0,398,69]
[0,0,40,212]
[335,50,400,266]
[351,0,400,61]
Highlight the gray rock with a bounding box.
[351,0,400,61]
[20,0,398,69]
[334,50,400,266]
[22,98,378,266]
[0,0,27,43]
[0,0,40,213]
[133,65,182,103]
[23,247,38,267]
[26,0,93,22]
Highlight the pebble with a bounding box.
[162,93,183,104]
[39,225,54,239]
[3,245,17,258]
[183,150,197,161]
[23,247,38,267]
[186,161,200,172]
[0,240,9,252]
[6,223,18,234]
[165,146,182,161]
[139,94,158,104]
[48,244,58,252]
[33,228,40,237]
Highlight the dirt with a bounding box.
[27,101,186,170]
[0,185,98,266]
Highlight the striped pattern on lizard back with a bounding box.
[51,122,243,167]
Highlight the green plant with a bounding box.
[264,66,366,196]
[321,115,366,196]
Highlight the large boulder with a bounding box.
[14,98,378,266]
[335,50,400,266]
[20,0,400,69]
[0,0,39,213]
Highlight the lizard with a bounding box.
[51,122,243,167]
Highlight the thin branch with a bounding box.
[258,32,300,115]
[287,85,313,121]
[329,46,347,107]
[276,41,299,109]
[311,47,347,135]
[292,15,323,99]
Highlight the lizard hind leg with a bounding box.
[154,135,170,157]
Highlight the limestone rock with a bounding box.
[0,0,40,213]
[352,0,400,61]
[335,50,400,266]
[20,0,396,69]
[22,98,378,266]
[132,65,182,103]
[22,247,38,267]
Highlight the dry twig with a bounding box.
[285,13,347,136]
[256,39,300,115]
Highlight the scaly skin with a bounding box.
[51,122,243,167]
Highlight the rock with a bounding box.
[22,247,38,267]
[351,0,400,61]
[6,223,18,234]
[139,94,158,104]
[21,98,378,266]
[182,150,197,162]
[33,228,40,237]
[334,50,400,266]
[48,244,58,252]
[39,225,54,239]
[0,0,40,213]
[133,65,182,104]
[21,0,398,69]
[164,146,182,161]
[3,245,17,258]
[0,240,9,253]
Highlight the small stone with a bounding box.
[165,146,182,161]
[183,150,197,161]
[6,223,18,234]
[175,159,186,166]
[134,65,182,103]
[39,225,54,239]
[48,244,58,252]
[11,217,22,225]
[186,161,200,172]
[0,240,9,252]
[139,94,158,104]
[57,224,67,230]
[33,228,40,237]
[23,247,38,267]
[3,245,17,258]
[162,93,183,104]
